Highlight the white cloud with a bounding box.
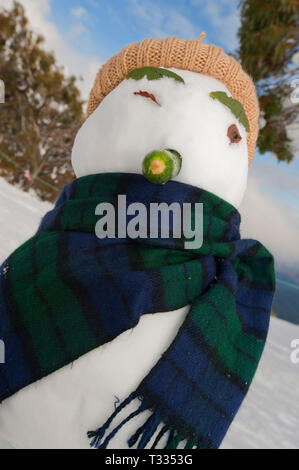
[191,0,240,50]
[129,0,240,50]
[128,0,198,39]
[240,167,299,272]
[0,0,101,102]
[84,0,99,7]
[70,22,88,38]
[71,6,88,20]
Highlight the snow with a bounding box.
[222,318,299,449]
[0,176,298,449]
[0,177,52,261]
[72,69,249,209]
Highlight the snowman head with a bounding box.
[72,36,259,209]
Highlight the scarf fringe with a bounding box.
[88,392,200,450]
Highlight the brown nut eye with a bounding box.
[227,124,242,144]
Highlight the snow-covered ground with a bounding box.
[223,318,299,449]
[0,178,52,262]
[0,176,298,449]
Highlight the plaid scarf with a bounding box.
[0,173,275,449]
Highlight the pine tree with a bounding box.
[238,0,299,162]
[0,1,84,201]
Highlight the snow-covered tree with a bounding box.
[238,0,299,162]
[0,1,84,201]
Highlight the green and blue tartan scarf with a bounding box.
[0,173,275,449]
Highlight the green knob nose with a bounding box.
[142,149,182,185]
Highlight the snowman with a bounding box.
[0,35,275,449]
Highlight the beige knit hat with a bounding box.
[87,34,259,164]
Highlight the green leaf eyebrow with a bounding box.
[126,67,185,84]
[209,91,250,132]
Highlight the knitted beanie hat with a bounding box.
[87,34,259,164]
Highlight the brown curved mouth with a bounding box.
[133,90,161,106]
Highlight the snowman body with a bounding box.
[0,70,249,449]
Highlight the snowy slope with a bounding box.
[0,177,298,449]
[222,318,299,449]
[0,178,52,261]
